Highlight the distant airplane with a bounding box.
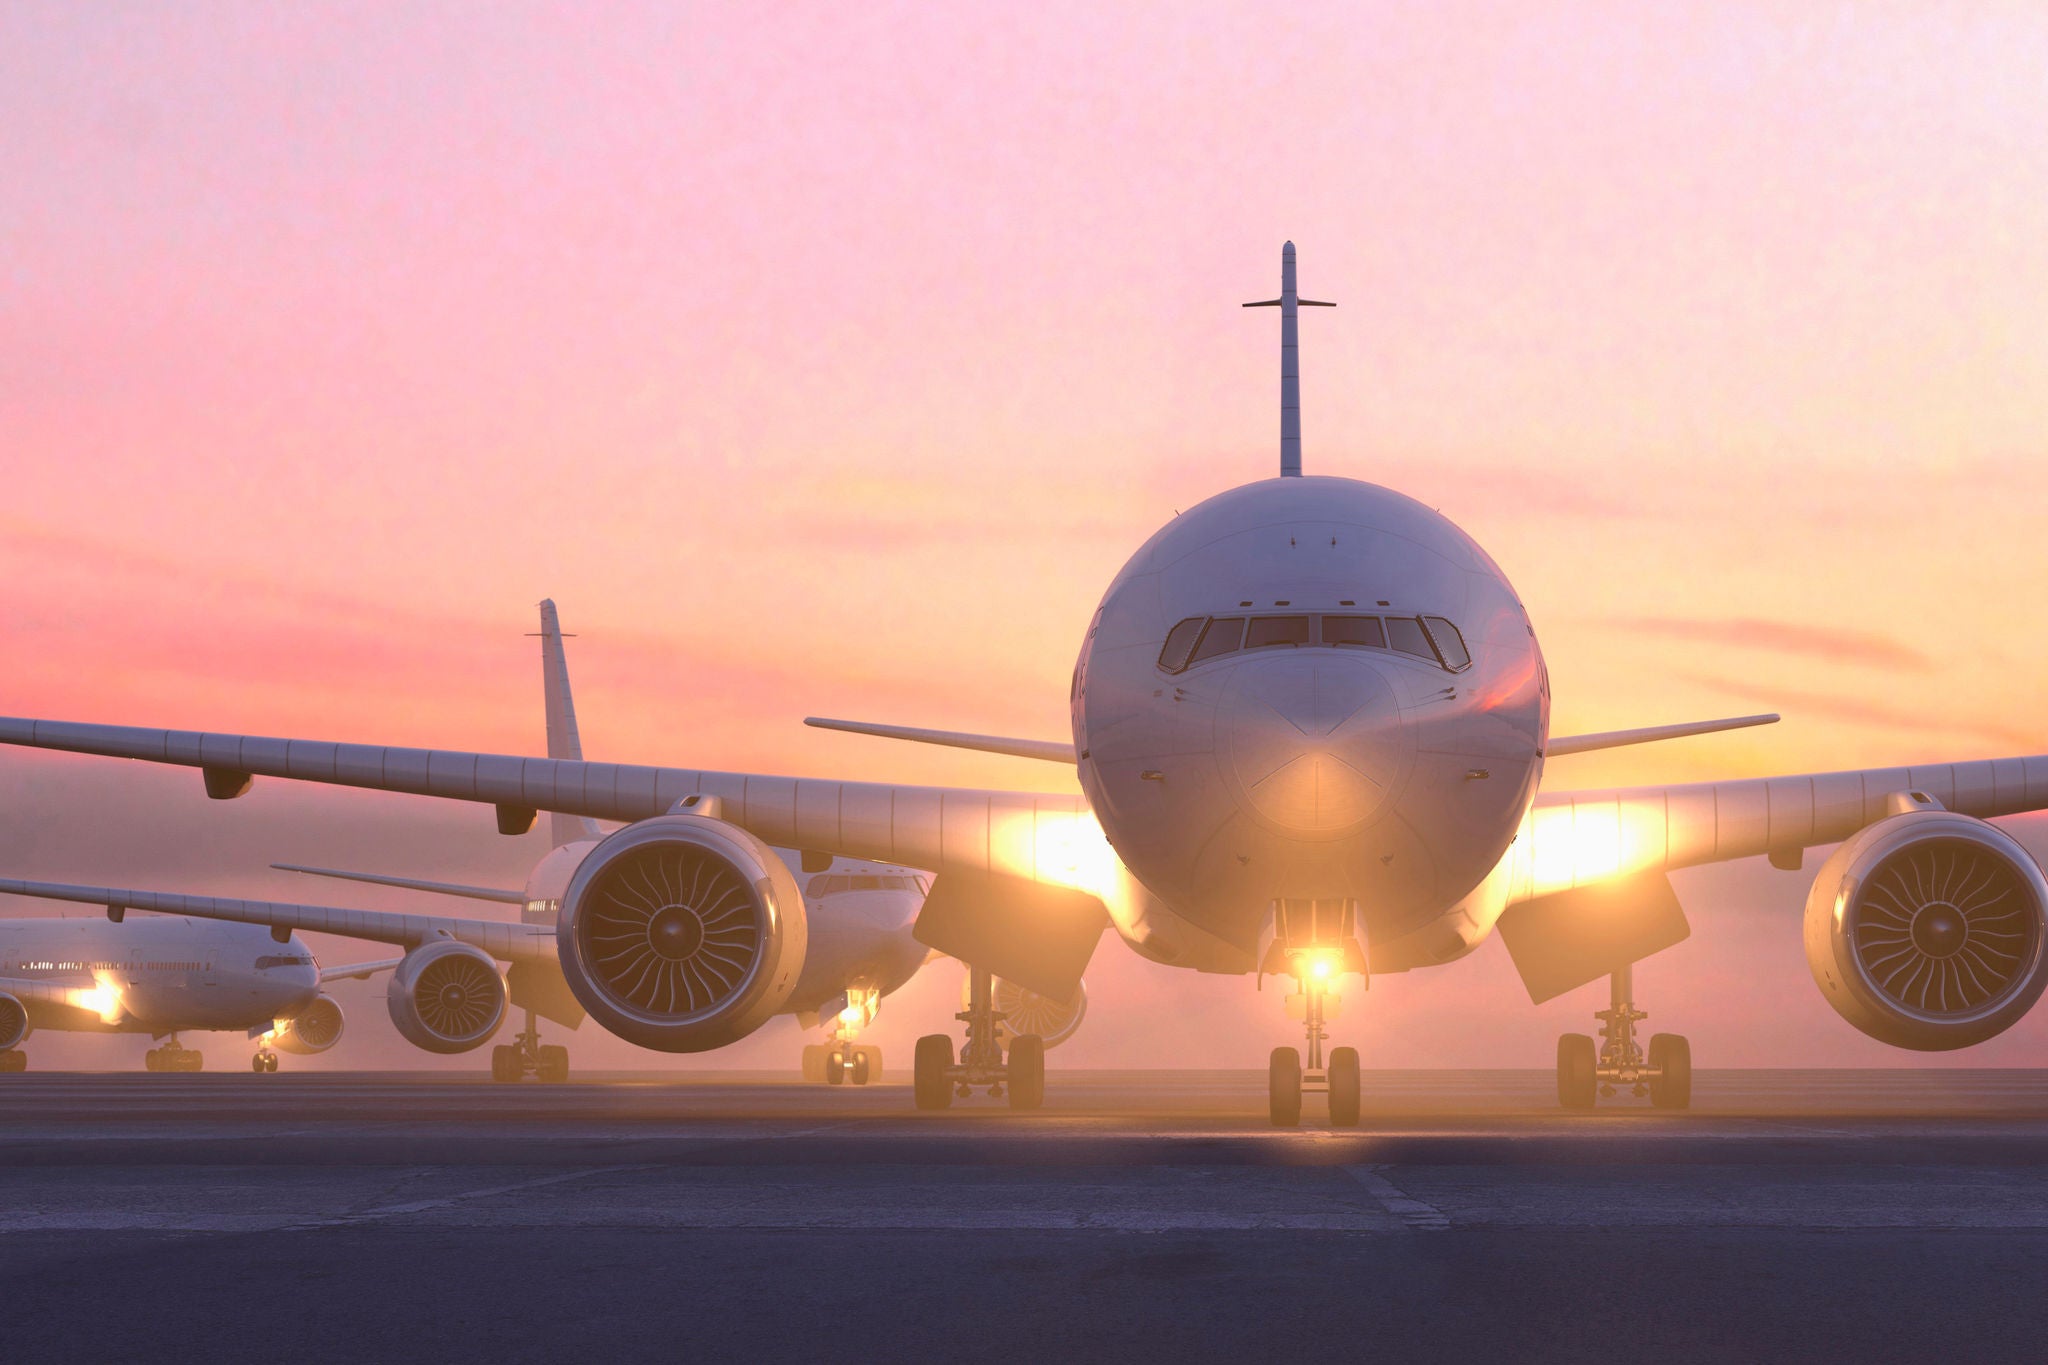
[0,913,395,1073]
[0,602,1084,1085]
[4,243,2041,1125]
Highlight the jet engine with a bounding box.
[1805,808,2048,1050]
[0,991,29,1051]
[274,993,346,1056]
[964,974,1089,1049]
[386,940,507,1053]
[556,811,808,1051]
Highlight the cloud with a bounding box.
[1618,616,1930,671]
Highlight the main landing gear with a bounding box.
[913,964,1044,1112]
[0,1049,26,1074]
[491,1011,570,1083]
[145,1037,203,1073]
[803,987,881,1085]
[1557,963,1691,1111]
[251,1045,279,1073]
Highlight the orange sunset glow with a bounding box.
[6,3,2048,1071]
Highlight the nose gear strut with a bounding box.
[1262,899,1365,1127]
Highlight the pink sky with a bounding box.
[6,3,2048,1070]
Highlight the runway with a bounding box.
[4,1069,2046,1363]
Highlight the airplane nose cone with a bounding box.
[1219,653,1413,837]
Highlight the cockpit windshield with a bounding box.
[1157,612,1471,675]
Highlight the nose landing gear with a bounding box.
[251,1046,279,1073]
[1557,964,1691,1110]
[1264,900,1366,1127]
[1267,957,1361,1127]
[804,987,881,1085]
[913,964,1044,1111]
[490,1010,570,1083]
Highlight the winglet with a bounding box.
[1546,713,1780,758]
[805,717,1077,764]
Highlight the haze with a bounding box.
[5,2,2048,1069]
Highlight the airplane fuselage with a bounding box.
[0,917,321,1034]
[1074,476,1549,974]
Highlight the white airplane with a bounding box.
[0,601,1080,1086]
[3,242,2043,1125]
[0,912,395,1073]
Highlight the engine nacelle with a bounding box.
[386,940,507,1054]
[1805,809,2048,1050]
[964,974,1089,1049]
[556,812,808,1052]
[0,991,30,1051]
[274,993,346,1056]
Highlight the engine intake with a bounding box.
[387,940,507,1053]
[1805,809,2048,1050]
[0,992,29,1051]
[556,813,808,1052]
[275,993,345,1055]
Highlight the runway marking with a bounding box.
[283,1163,665,1231]
[1346,1165,1450,1230]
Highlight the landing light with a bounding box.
[73,976,123,1024]
[838,1005,864,1028]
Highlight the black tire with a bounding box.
[1557,1033,1597,1110]
[1268,1047,1302,1127]
[1648,1033,1692,1110]
[913,1034,954,1111]
[825,1049,846,1085]
[537,1045,570,1084]
[177,1050,203,1073]
[251,1055,267,1074]
[144,1050,161,1074]
[851,1052,871,1086]
[1327,1046,1361,1127]
[1007,1035,1045,1110]
[490,1044,517,1083]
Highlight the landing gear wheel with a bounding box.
[1558,1033,1597,1110]
[825,1049,846,1085]
[1647,1033,1691,1110]
[1006,1035,1045,1110]
[1268,1047,1303,1128]
[801,1044,827,1084]
[181,1049,204,1073]
[145,1049,162,1073]
[536,1045,570,1084]
[913,1034,954,1111]
[1327,1046,1361,1127]
[0,1050,26,1073]
[850,1051,872,1086]
[251,1055,267,1073]
[490,1044,519,1083]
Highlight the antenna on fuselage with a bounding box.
[1243,241,1334,477]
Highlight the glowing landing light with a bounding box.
[72,975,123,1024]
[1029,811,1123,899]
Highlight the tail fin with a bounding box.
[537,599,604,848]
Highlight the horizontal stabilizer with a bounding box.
[272,863,525,905]
[805,717,1076,765]
[1547,713,1778,758]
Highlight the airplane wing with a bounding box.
[1514,755,2048,902]
[0,717,1095,888]
[319,956,406,983]
[0,877,557,964]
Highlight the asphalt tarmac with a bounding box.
[3,1068,2045,1364]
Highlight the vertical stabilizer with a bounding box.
[537,599,604,847]
[1243,241,1334,477]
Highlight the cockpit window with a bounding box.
[1384,616,1435,661]
[1188,617,1247,665]
[1158,617,1206,672]
[1320,615,1386,649]
[1423,617,1471,671]
[1158,612,1471,675]
[1245,615,1312,649]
